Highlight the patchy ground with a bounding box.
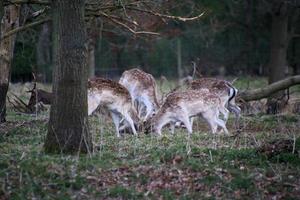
[1,78,300,199]
[1,109,299,199]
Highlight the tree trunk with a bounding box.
[267,2,289,114]
[0,5,20,123]
[0,1,3,35]
[291,38,300,75]
[87,42,95,78]
[36,23,51,82]
[177,38,183,79]
[87,18,97,78]
[45,0,92,154]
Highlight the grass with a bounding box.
[1,77,300,199]
[1,110,299,199]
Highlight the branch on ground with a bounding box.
[238,75,300,101]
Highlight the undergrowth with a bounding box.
[0,109,299,199]
[1,77,300,199]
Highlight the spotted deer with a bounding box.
[119,68,160,121]
[88,78,139,137]
[188,78,241,124]
[145,89,229,136]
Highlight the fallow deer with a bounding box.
[188,78,241,123]
[119,68,160,121]
[145,89,228,136]
[88,78,139,137]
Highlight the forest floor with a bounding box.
[1,77,300,199]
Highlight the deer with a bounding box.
[119,68,160,122]
[88,78,140,137]
[187,78,241,125]
[145,89,229,136]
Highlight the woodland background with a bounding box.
[8,0,300,82]
[1,0,300,199]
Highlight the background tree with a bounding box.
[44,0,92,154]
[0,4,20,123]
[267,0,300,113]
[2,0,300,118]
[36,22,51,82]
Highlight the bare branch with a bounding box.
[126,6,205,22]
[1,17,50,39]
[99,11,160,36]
[3,1,203,37]
[4,0,49,5]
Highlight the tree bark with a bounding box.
[87,18,97,78]
[267,2,289,114]
[45,0,92,154]
[0,5,20,123]
[36,22,51,82]
[0,1,3,35]
[238,75,300,102]
[87,42,95,78]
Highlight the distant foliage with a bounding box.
[10,0,300,81]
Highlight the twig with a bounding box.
[126,6,205,22]
[292,133,296,154]
[98,11,160,36]
[209,150,213,162]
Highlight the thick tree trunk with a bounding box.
[0,5,20,123]
[45,0,92,154]
[267,2,289,114]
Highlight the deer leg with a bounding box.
[179,114,193,135]
[216,118,229,135]
[190,117,195,128]
[123,113,138,136]
[228,103,241,129]
[153,116,171,136]
[136,100,145,119]
[142,97,154,122]
[219,104,230,123]
[111,112,121,137]
[170,122,175,134]
[202,110,218,134]
[119,120,131,133]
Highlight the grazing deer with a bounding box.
[188,78,241,123]
[119,68,160,121]
[88,78,139,137]
[145,89,228,136]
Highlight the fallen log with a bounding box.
[8,83,53,113]
[238,75,300,101]
[27,83,53,112]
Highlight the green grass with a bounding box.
[1,109,300,199]
[1,78,300,199]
